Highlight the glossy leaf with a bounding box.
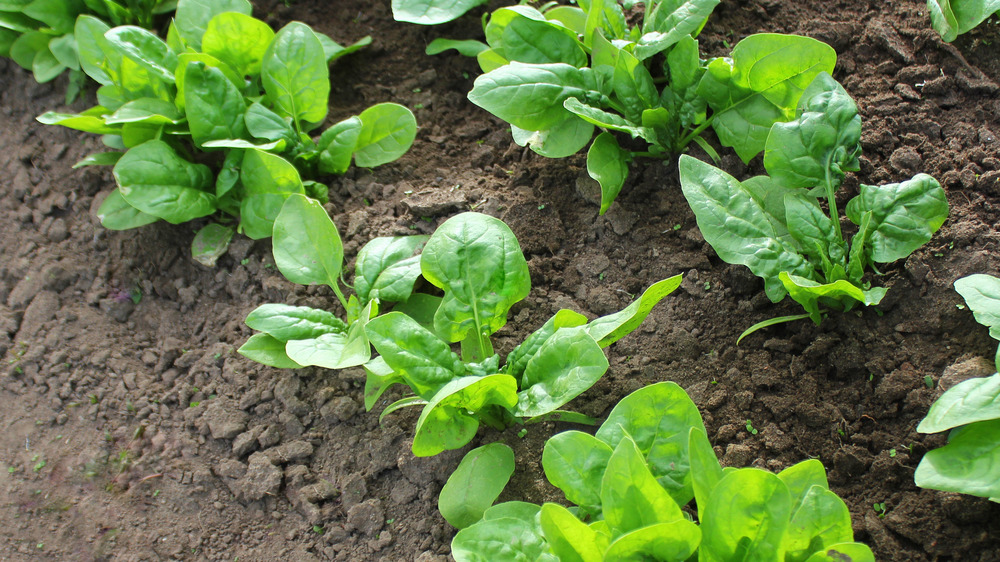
[354,103,418,168]
[586,275,682,347]
[184,62,247,147]
[412,374,518,456]
[510,117,594,158]
[286,301,376,369]
[601,437,684,535]
[365,312,465,399]
[927,0,1000,41]
[955,274,1000,343]
[317,116,363,175]
[36,107,120,135]
[112,140,217,224]
[505,309,588,383]
[451,512,549,562]
[700,468,792,561]
[271,193,343,289]
[239,149,305,239]
[201,12,273,77]
[237,333,303,369]
[439,443,515,529]
[539,503,606,562]
[95,188,159,230]
[784,486,854,562]
[262,22,328,131]
[603,519,701,561]
[587,132,629,215]
[104,26,177,83]
[915,419,1000,498]
[245,304,347,341]
[174,0,252,50]
[777,459,830,514]
[541,430,612,510]
[780,272,886,325]
[917,373,1000,433]
[515,326,608,417]
[355,235,429,304]
[392,0,489,24]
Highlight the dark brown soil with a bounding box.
[0,0,998,560]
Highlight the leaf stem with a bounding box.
[676,115,715,151]
[330,282,349,312]
[824,156,842,241]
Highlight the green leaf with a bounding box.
[763,73,861,191]
[451,512,549,562]
[363,356,402,411]
[562,98,646,138]
[201,11,273,77]
[496,10,587,66]
[354,103,418,168]
[541,430,612,510]
[780,272,886,325]
[917,373,1000,433]
[688,427,723,521]
[701,468,792,561]
[74,151,124,169]
[846,174,949,264]
[679,155,815,302]
[317,116,363,175]
[365,312,465,399]
[184,62,247,147]
[31,44,66,83]
[426,38,488,56]
[317,32,370,64]
[174,52,244,111]
[927,0,1000,41]
[105,98,184,125]
[439,443,515,529]
[24,0,79,33]
[391,0,489,25]
[421,212,530,343]
[505,309,588,383]
[239,149,304,239]
[587,132,629,215]
[783,193,847,281]
[244,303,347,341]
[286,301,376,369]
[355,235,429,304]
[586,275,682,347]
[104,26,177,84]
[777,459,830,514]
[915,419,1000,499]
[635,0,720,59]
[245,102,296,144]
[95,188,158,230]
[48,34,79,71]
[601,437,684,535]
[271,193,343,289]
[515,326,608,417]
[595,381,705,506]
[736,313,813,345]
[37,107,119,134]
[8,30,46,71]
[603,519,701,561]
[784,486,854,562]
[112,140,217,224]
[538,503,606,562]
[191,223,234,267]
[262,21,329,131]
[412,374,518,456]
[510,118,594,158]
[237,333,303,369]
[955,274,1000,343]
[469,62,606,131]
[173,0,252,51]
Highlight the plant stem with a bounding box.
[676,116,715,151]
[330,282,349,312]
[824,156,843,241]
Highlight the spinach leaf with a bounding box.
[392,0,488,25]
[439,443,515,529]
[927,0,1000,41]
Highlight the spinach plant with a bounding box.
[1,0,175,100]
[36,0,416,264]
[450,382,875,561]
[465,1,837,213]
[392,0,488,25]
[927,0,1000,41]
[679,73,948,336]
[238,194,428,370]
[915,274,1000,502]
[365,212,682,457]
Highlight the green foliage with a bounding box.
[439,443,515,528]
[465,1,838,213]
[36,0,417,262]
[679,73,948,330]
[927,0,1000,41]
[0,0,175,99]
[238,194,427,370]
[451,382,875,561]
[366,212,682,457]
[392,0,488,25]
[915,274,1000,502]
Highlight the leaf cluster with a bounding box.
[465,1,837,213]
[915,274,1000,502]
[927,0,1000,41]
[450,382,874,561]
[1,0,174,100]
[679,73,948,329]
[35,0,416,264]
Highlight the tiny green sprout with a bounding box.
[36,543,43,550]
[868,373,874,382]
[505,169,514,175]
[934,252,944,257]
[462,72,470,79]
[33,460,46,472]
[264,263,274,269]
[704,281,711,291]
[386,518,395,525]
[241,258,250,266]
[873,502,887,518]
[673,224,682,231]
[415,103,425,110]
[213,352,222,360]
[889,448,897,458]
[191,387,200,393]
[404,190,414,195]
[599,272,606,281]
[189,401,200,408]
[312,525,325,534]
[710,378,718,385]
[476,139,485,145]
[517,428,528,438]
[363,198,371,206]
[924,375,935,389]
[948,241,954,250]
[837,427,846,437]
[412,87,422,93]
[538,204,545,210]
[152,489,160,497]
[745,419,758,435]
[8,466,16,474]
[957,304,966,310]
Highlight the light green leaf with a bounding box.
[539,503,606,562]
[701,468,792,561]
[515,326,608,417]
[36,106,118,134]
[74,151,124,169]
[355,235,429,304]
[391,0,489,25]
[955,274,1000,342]
[112,140,216,224]
[104,26,177,83]
[601,437,684,535]
[510,118,594,158]
[426,38,489,56]
[587,132,629,215]
[439,443,515,529]
[201,11,273,77]
[917,373,1000,433]
[915,419,1000,499]
[286,301,376,369]
[105,97,184,125]
[365,312,465,399]
[244,303,347,341]
[505,309,588,383]
[237,333,304,369]
[541,430,612,510]
[239,149,304,239]
[191,223,234,267]
[173,0,252,51]
[451,512,549,562]
[784,486,854,562]
[354,103,418,168]
[412,374,518,456]
[271,193,343,289]
[802,543,875,562]
[586,275,682,347]
[780,272,886,325]
[603,518,701,561]
[318,116,363,175]
[95,188,159,230]
[262,21,328,131]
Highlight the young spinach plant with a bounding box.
[927,0,1000,41]
[466,1,837,213]
[679,73,948,338]
[36,0,416,264]
[1,0,175,101]
[238,194,428,370]
[365,212,682,457]
[915,274,1000,502]
[449,382,876,561]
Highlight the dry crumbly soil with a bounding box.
[0,0,998,560]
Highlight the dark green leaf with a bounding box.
[262,21,328,131]
[113,140,217,224]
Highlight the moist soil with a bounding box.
[0,0,999,560]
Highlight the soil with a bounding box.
[0,0,998,560]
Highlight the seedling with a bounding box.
[465,2,838,213]
[873,502,887,518]
[449,383,875,561]
[681,73,947,339]
[745,419,758,435]
[366,212,682,457]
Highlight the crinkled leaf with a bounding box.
[451,513,548,562]
[262,21,328,131]
[541,430,612,510]
[244,303,347,341]
[505,309,588,383]
[412,374,518,456]
[635,0,720,59]
[780,272,887,324]
[701,468,792,561]
[113,140,216,224]
[239,149,304,240]
[355,235,429,304]
[365,312,465,399]
[201,11,273,77]
[515,326,608,417]
[845,176,949,264]
[286,301,376,369]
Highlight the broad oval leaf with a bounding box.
[392,0,489,25]
[174,0,252,50]
[505,309,589,383]
[452,512,548,562]
[112,140,216,224]
[96,188,158,230]
[955,274,1000,342]
[917,373,1000,433]
[365,312,465,399]
[515,326,608,418]
[915,419,1000,499]
[184,62,247,147]
[422,212,530,343]
[601,437,684,535]
[191,223,234,267]
[354,103,418,168]
[539,503,607,562]
[239,149,305,239]
[355,235,429,304]
[439,443,515,529]
[244,303,347,341]
[104,26,178,84]
[262,21,329,131]
[541,430,613,510]
[202,12,274,77]
[237,332,303,369]
[412,374,518,457]
[784,485,854,562]
[510,117,594,158]
[603,518,701,561]
[318,116,363,175]
[286,301,375,369]
[701,468,792,561]
[271,193,343,289]
[587,132,629,215]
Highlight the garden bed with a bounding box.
[0,0,998,559]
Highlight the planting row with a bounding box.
[2,0,998,559]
